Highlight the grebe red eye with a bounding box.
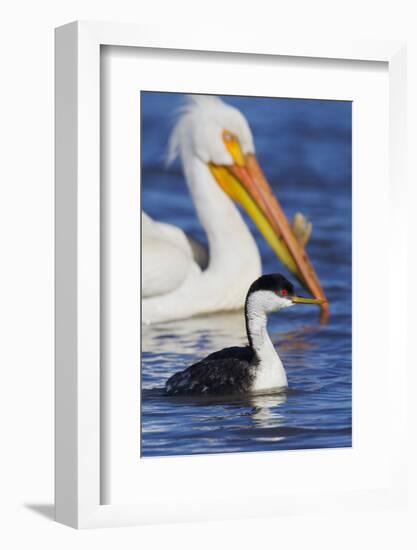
[280,289,288,296]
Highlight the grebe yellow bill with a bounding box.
[165,274,326,397]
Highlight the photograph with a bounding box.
[141,91,352,458]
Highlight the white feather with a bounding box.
[141,212,198,298]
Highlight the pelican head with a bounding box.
[168,95,328,321]
[168,95,255,165]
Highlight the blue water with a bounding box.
[141,91,352,457]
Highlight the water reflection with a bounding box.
[248,392,287,428]
[272,325,319,353]
[142,311,247,356]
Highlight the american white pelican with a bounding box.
[165,274,325,396]
[142,95,328,324]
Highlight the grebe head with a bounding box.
[246,273,326,315]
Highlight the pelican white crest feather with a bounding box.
[167,95,255,167]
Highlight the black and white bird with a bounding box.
[165,274,325,396]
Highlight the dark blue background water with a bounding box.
[141,92,352,457]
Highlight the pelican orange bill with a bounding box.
[209,152,329,323]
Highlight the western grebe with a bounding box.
[165,274,325,396]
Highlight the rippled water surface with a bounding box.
[141,92,352,457]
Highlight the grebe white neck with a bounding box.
[245,290,290,391]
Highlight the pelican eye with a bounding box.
[222,129,245,167]
[280,289,288,297]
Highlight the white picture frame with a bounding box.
[55,21,407,529]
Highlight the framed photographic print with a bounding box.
[139,90,351,459]
[55,21,407,528]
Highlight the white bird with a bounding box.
[142,96,328,324]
